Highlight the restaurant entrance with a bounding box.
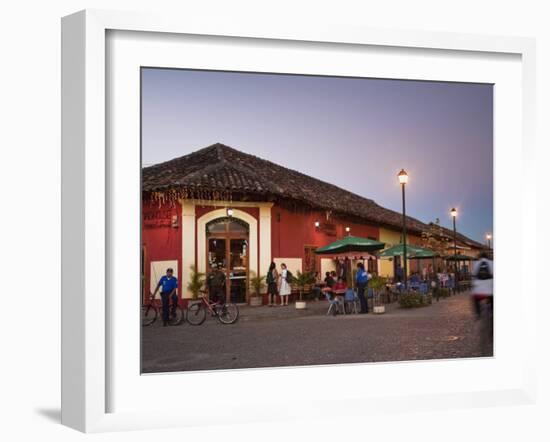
[206,217,249,303]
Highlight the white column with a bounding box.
[181,200,196,298]
[259,204,272,281]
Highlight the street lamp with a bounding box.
[345,226,351,235]
[314,220,320,229]
[398,169,408,287]
[450,208,458,291]
[486,233,492,248]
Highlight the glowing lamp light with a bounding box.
[227,207,234,217]
[397,169,408,185]
[450,207,458,218]
[345,226,351,233]
[314,220,320,228]
[486,234,492,240]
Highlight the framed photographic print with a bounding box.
[61,9,537,432]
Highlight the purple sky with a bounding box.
[141,68,493,243]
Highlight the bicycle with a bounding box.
[141,293,184,326]
[186,292,239,325]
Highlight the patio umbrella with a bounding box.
[378,244,428,259]
[409,247,439,259]
[315,236,385,255]
[324,251,378,260]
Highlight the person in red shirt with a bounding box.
[333,277,347,292]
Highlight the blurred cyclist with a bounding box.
[471,251,493,319]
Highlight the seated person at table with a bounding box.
[324,272,335,289]
[333,277,347,292]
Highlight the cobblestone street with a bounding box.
[141,292,492,373]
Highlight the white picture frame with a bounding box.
[61,9,537,433]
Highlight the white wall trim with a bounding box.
[181,201,196,298]
[187,199,273,209]
[259,205,272,280]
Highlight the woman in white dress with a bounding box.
[278,263,292,306]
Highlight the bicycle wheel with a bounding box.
[141,304,157,327]
[217,303,239,324]
[186,303,206,325]
[168,305,184,326]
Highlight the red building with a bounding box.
[141,143,486,304]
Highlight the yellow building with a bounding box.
[377,228,424,278]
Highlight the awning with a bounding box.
[315,236,385,255]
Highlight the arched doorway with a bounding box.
[206,217,249,303]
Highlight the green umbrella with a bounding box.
[410,247,439,259]
[315,235,385,255]
[378,244,435,258]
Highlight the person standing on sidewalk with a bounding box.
[208,263,226,305]
[278,263,292,306]
[266,261,279,306]
[152,268,178,326]
[356,262,370,314]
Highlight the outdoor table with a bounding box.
[333,289,347,314]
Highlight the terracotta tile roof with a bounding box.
[427,223,489,250]
[142,143,482,244]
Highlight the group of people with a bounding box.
[266,262,293,306]
[265,261,372,313]
[150,251,492,326]
[319,263,371,314]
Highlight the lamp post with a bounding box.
[398,169,408,288]
[450,208,458,292]
[486,233,492,248]
[345,226,351,236]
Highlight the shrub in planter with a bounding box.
[249,271,266,306]
[187,265,206,300]
[399,292,428,308]
[293,271,315,308]
[369,275,387,291]
[433,287,450,301]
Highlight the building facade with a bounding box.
[142,143,488,304]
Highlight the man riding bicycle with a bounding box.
[471,251,493,319]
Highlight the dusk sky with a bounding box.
[141,68,493,243]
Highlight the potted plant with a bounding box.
[293,271,312,310]
[187,265,206,306]
[369,275,387,314]
[248,271,265,307]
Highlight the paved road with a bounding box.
[141,292,492,373]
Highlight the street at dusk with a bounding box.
[142,292,492,373]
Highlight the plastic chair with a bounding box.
[344,288,358,314]
[419,282,428,295]
[325,292,341,315]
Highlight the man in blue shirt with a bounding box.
[356,262,370,314]
[152,268,178,326]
